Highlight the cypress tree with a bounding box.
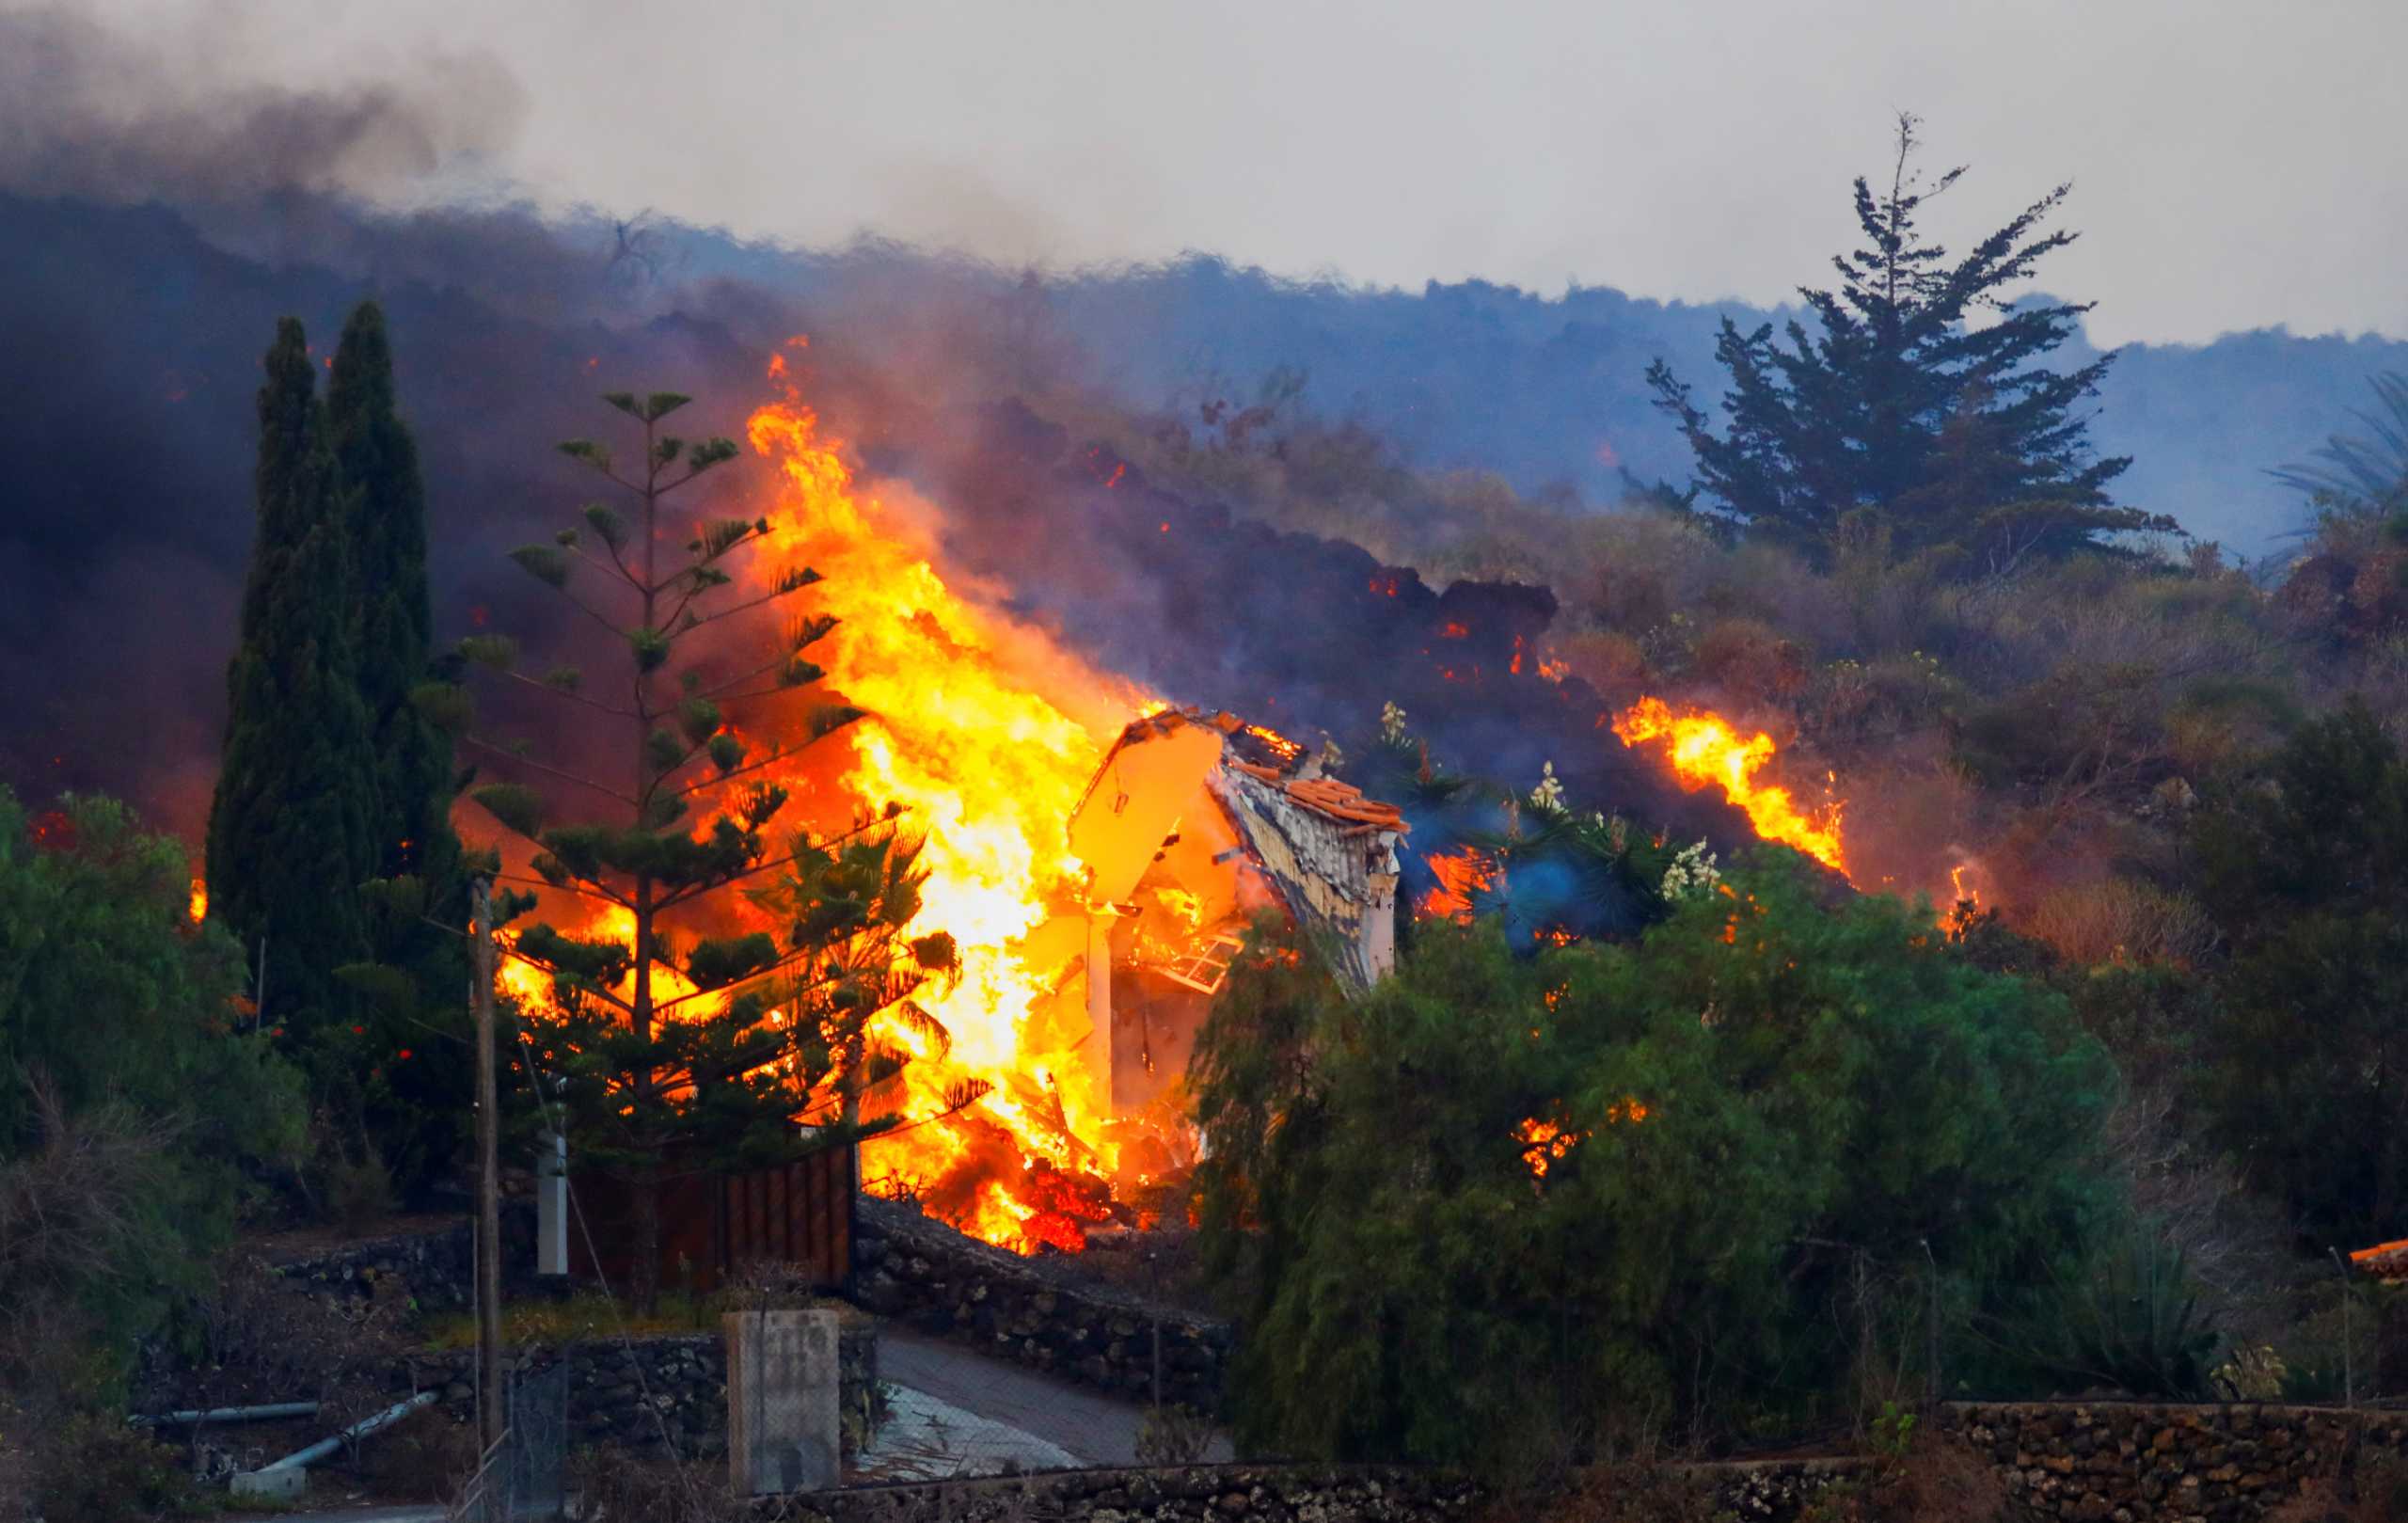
[329,299,461,898]
[327,301,475,1194]
[203,318,377,1053]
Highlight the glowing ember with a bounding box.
[188,877,207,924]
[1513,1116,1581,1178]
[1513,1100,1646,1179]
[1944,863,1982,941]
[1610,698,1846,875]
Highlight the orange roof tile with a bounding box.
[2352,1238,2408,1279]
[1226,761,1408,833]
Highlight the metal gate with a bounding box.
[452,1363,568,1521]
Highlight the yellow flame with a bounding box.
[744,393,1143,1248]
[1611,698,1846,875]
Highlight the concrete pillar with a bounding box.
[725,1309,841,1496]
[1085,907,1117,1121]
[535,1130,567,1277]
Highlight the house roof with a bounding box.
[2351,1239,2408,1280]
[1228,760,1409,834]
[1105,706,1409,835]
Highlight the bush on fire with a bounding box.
[1189,851,2116,1466]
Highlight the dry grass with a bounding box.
[2023,876,2218,967]
[417,1283,849,1351]
[1862,1434,2012,1523]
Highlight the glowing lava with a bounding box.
[1610,698,1846,876]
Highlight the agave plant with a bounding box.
[2274,371,2408,531]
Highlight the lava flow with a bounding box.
[1610,697,1847,877]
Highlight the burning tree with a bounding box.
[443,389,967,1307]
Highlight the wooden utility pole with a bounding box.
[470,876,505,1457]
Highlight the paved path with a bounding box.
[875,1325,1232,1467]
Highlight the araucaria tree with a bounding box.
[205,318,379,1054]
[448,391,963,1307]
[1646,113,2176,569]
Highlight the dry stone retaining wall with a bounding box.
[1942,1402,2408,1521]
[790,1459,1873,1523]
[850,1195,1231,1411]
[397,1324,879,1459]
[267,1204,539,1312]
[800,1465,1482,1523]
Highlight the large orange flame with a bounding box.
[495,369,1155,1253]
[1611,697,1847,875]
[739,386,1152,1250]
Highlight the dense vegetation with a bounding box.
[1159,132,2408,1465]
[1194,856,2118,1466]
[7,118,2408,1504]
[0,791,305,1480]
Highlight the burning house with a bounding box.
[558,705,1409,1280]
[1048,706,1407,1123]
[468,377,1851,1265]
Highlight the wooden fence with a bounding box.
[568,1145,854,1294]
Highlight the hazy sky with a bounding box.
[49,0,2408,347]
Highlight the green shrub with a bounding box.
[1995,1224,2221,1399]
[1193,855,2117,1465]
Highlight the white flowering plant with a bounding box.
[1659,840,1721,901]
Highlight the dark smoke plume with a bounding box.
[0,7,1761,890]
[0,7,524,207]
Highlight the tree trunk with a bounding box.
[629,1164,661,1314]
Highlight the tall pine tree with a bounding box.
[1645,114,2177,569]
[204,318,378,1054]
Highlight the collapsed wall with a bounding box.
[1060,707,1408,1120]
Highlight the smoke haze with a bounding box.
[2,4,2400,874]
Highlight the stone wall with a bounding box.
[804,1465,1483,1523]
[771,1409,2408,1523]
[267,1204,538,1313]
[396,1322,879,1460]
[790,1459,1871,1523]
[850,1196,1231,1411]
[1942,1402,2408,1521]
